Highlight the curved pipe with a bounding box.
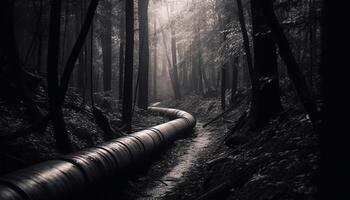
[0,107,196,200]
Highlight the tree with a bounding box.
[46,0,99,153]
[221,64,227,109]
[137,0,150,109]
[118,1,125,102]
[59,0,99,105]
[160,21,180,100]
[236,0,257,91]
[101,0,112,92]
[0,0,42,121]
[249,0,283,127]
[230,57,238,105]
[122,0,134,132]
[261,0,319,125]
[77,0,87,97]
[167,1,181,100]
[218,8,228,110]
[152,18,158,100]
[47,0,73,153]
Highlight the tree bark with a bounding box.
[218,12,227,110]
[47,0,73,153]
[249,0,283,127]
[167,2,181,99]
[122,0,134,132]
[0,0,42,121]
[230,57,238,105]
[137,0,150,109]
[261,0,319,124]
[76,1,85,94]
[118,1,125,102]
[59,0,99,105]
[170,24,181,99]
[36,0,44,73]
[160,27,179,100]
[221,65,227,110]
[236,0,258,90]
[102,0,112,92]
[152,19,158,100]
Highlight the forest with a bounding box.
[0,0,346,200]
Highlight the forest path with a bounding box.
[113,117,231,200]
[136,122,211,199]
[102,97,244,199]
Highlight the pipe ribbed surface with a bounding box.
[0,107,196,200]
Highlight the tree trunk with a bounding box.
[221,65,226,110]
[236,0,258,90]
[190,42,198,93]
[195,27,206,95]
[36,0,44,73]
[102,0,112,92]
[230,57,238,105]
[76,1,85,93]
[170,24,181,99]
[249,0,283,127]
[118,1,125,102]
[85,12,93,103]
[167,3,181,99]
[218,12,227,110]
[137,0,150,109]
[153,19,158,100]
[261,0,319,124]
[59,0,99,105]
[47,0,73,153]
[0,0,42,121]
[160,27,179,100]
[122,0,134,132]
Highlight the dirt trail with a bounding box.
[138,122,211,199]
[103,97,244,200]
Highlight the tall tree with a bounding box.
[77,0,86,97]
[160,21,180,100]
[218,11,228,110]
[118,1,125,102]
[230,57,238,105]
[221,64,227,109]
[59,0,99,105]
[236,0,257,90]
[260,0,319,124]
[249,0,283,127]
[101,0,112,92]
[0,0,42,121]
[47,0,73,153]
[167,1,181,99]
[36,0,44,73]
[122,0,134,132]
[137,0,150,109]
[46,0,99,152]
[152,18,158,100]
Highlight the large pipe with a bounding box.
[0,107,196,200]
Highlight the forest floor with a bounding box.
[0,85,319,200]
[112,90,319,200]
[0,86,167,175]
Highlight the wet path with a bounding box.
[140,123,211,199]
[116,122,218,200]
